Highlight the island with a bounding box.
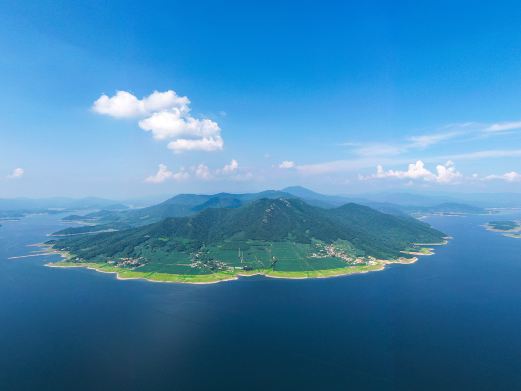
[42,196,449,284]
[484,220,521,239]
[0,211,25,222]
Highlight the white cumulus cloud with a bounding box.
[146,160,243,183]
[93,90,223,153]
[434,160,462,183]
[167,136,223,153]
[145,164,189,184]
[93,90,189,118]
[207,159,244,179]
[222,159,239,174]
[195,163,212,180]
[7,168,24,179]
[362,160,462,184]
[279,160,296,169]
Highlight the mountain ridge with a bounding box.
[51,197,446,263]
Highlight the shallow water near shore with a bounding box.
[1,212,521,390]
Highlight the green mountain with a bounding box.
[49,198,446,280]
[56,187,484,238]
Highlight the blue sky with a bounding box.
[1,0,521,198]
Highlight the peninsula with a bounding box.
[44,194,448,284]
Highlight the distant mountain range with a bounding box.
[0,197,128,221]
[60,190,298,229]
[2,187,518,216]
[0,197,127,211]
[54,186,488,236]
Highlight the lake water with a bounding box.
[1,212,521,390]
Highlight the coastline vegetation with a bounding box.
[484,220,521,239]
[45,252,420,284]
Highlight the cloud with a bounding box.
[279,160,296,169]
[145,164,189,184]
[93,90,189,118]
[369,161,435,181]
[344,125,470,155]
[7,168,24,179]
[339,120,521,161]
[407,121,520,147]
[92,91,143,118]
[93,90,223,153]
[195,163,212,180]
[408,131,462,148]
[221,159,239,174]
[434,160,462,183]
[167,136,223,153]
[484,171,521,182]
[298,157,408,175]
[139,111,220,140]
[297,148,521,175]
[146,160,243,184]
[191,160,247,180]
[361,160,462,184]
[484,121,521,133]
[340,130,466,161]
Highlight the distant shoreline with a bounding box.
[482,221,521,239]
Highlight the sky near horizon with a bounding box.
[1,0,521,198]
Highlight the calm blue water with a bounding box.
[1,212,521,390]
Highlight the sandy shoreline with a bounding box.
[45,262,388,284]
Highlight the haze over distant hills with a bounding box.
[60,190,297,229]
[2,187,517,229]
[1,186,518,215]
[0,197,127,211]
[0,197,129,221]
[283,186,521,209]
[47,186,495,236]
